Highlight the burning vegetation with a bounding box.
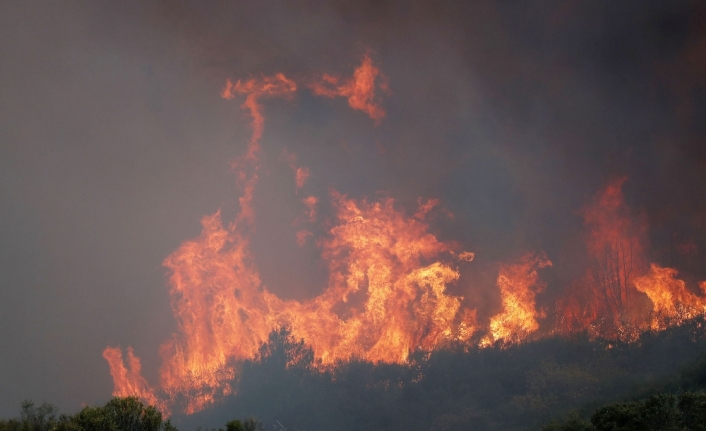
[103,55,706,415]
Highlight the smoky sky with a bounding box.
[1,0,705,416]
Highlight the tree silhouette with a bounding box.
[592,241,634,325]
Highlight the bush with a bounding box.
[543,392,706,431]
[1,398,175,431]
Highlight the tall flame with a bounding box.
[481,253,552,346]
[103,347,166,414]
[104,55,706,414]
[105,55,482,413]
[580,177,645,261]
[558,178,706,339]
[557,178,648,335]
[282,193,470,364]
[222,73,297,225]
[581,176,646,324]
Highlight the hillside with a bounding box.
[172,319,706,431]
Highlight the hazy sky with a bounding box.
[1,0,705,416]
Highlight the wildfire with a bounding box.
[103,347,167,414]
[221,73,297,161]
[309,53,390,124]
[104,55,476,413]
[221,73,297,226]
[283,193,471,364]
[104,55,706,414]
[556,178,706,339]
[633,264,706,330]
[481,253,552,347]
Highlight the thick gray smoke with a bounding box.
[1,0,704,416]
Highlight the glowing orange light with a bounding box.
[309,54,390,124]
[481,253,552,347]
[103,58,705,416]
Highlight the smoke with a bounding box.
[1,0,705,416]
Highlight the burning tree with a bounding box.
[578,178,649,338]
[591,240,634,324]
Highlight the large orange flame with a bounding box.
[111,190,478,413]
[481,253,552,347]
[103,70,299,413]
[281,193,472,364]
[104,56,483,413]
[103,56,706,415]
[580,177,645,260]
[559,178,648,335]
[633,264,706,330]
[558,178,706,340]
[160,192,478,407]
[103,347,166,414]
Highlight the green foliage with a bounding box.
[678,392,706,431]
[0,401,58,431]
[181,320,706,431]
[220,419,245,431]
[10,319,706,431]
[224,420,243,431]
[0,397,266,431]
[544,392,706,431]
[63,397,175,431]
[591,393,682,431]
[220,418,263,431]
[514,360,602,412]
[256,326,315,372]
[2,398,175,431]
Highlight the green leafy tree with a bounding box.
[224,420,243,431]
[0,401,58,431]
[56,397,176,431]
[591,393,681,431]
[543,392,706,431]
[256,326,315,373]
[220,418,263,431]
[23,401,58,431]
[679,392,706,431]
